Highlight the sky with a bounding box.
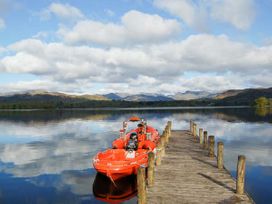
[0,0,272,95]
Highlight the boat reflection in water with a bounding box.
[93,173,137,203]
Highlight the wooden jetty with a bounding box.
[137,121,254,204]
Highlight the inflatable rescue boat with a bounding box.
[92,116,160,181]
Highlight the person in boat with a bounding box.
[126,132,138,151]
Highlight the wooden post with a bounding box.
[165,127,169,143]
[217,142,224,169]
[236,155,246,195]
[194,124,197,137]
[167,121,172,138]
[208,135,215,157]
[147,152,155,186]
[156,147,162,165]
[199,128,203,144]
[190,120,193,132]
[137,167,146,204]
[203,131,208,149]
[167,121,172,130]
[192,123,197,136]
[159,135,166,157]
[161,136,166,156]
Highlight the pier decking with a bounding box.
[145,129,253,204]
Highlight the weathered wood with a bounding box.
[147,152,155,187]
[155,147,162,166]
[193,123,197,137]
[165,126,170,143]
[203,131,208,149]
[147,130,253,204]
[137,167,146,204]
[190,120,193,132]
[217,142,224,169]
[160,132,166,147]
[236,155,246,195]
[208,135,215,157]
[199,128,203,144]
[167,121,172,130]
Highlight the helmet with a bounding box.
[130,132,138,140]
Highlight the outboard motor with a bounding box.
[126,132,138,151]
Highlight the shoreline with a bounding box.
[0,106,251,111]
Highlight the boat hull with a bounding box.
[93,149,149,181]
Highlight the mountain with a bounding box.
[123,94,174,101]
[103,93,123,100]
[0,90,110,109]
[0,87,272,109]
[215,87,272,106]
[171,91,215,100]
[215,89,244,99]
[103,93,174,101]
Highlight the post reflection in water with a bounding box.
[93,173,137,204]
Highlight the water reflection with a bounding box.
[255,107,272,117]
[0,108,271,203]
[93,174,137,204]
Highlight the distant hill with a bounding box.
[0,87,272,109]
[123,94,173,101]
[171,91,215,100]
[103,93,123,100]
[215,89,244,99]
[103,93,174,101]
[215,87,272,106]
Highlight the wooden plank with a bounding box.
[146,130,254,204]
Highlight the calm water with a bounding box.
[0,108,271,204]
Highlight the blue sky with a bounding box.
[0,0,272,94]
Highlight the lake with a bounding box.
[0,108,271,204]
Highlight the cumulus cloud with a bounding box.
[40,3,84,21]
[1,34,272,94]
[211,0,256,30]
[154,0,209,32]
[154,0,256,31]
[58,10,181,45]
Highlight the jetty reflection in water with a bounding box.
[93,173,137,204]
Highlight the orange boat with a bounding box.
[92,116,160,181]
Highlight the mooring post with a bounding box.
[156,144,162,166]
[208,135,215,157]
[203,131,208,149]
[193,123,197,137]
[137,166,146,204]
[165,126,170,143]
[217,142,224,169]
[167,121,172,137]
[161,137,166,156]
[147,152,155,187]
[167,121,172,130]
[236,155,246,195]
[199,128,203,144]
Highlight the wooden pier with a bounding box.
[137,121,254,204]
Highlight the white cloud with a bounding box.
[1,34,272,94]
[0,18,5,30]
[154,0,208,32]
[41,3,84,21]
[59,10,181,45]
[154,0,256,31]
[211,0,256,30]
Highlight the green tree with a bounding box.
[269,98,272,107]
[255,97,268,108]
